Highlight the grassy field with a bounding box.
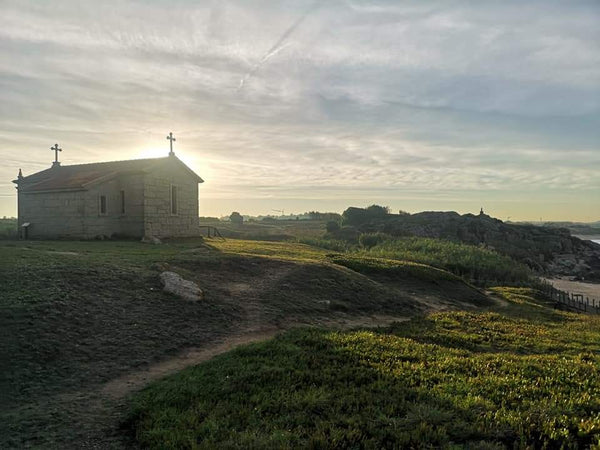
[200,219,327,241]
[305,236,533,285]
[128,288,600,449]
[3,237,594,448]
[2,237,488,447]
[202,219,533,285]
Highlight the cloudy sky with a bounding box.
[1,0,598,221]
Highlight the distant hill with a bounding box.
[338,208,600,281]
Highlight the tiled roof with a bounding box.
[15,156,203,192]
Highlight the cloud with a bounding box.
[0,0,598,220]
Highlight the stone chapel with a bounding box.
[13,134,203,239]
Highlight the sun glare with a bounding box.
[134,147,170,160]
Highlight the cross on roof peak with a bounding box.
[167,132,176,156]
[51,143,62,166]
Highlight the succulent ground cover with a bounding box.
[129,288,600,449]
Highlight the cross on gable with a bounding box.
[167,132,176,155]
[51,143,62,164]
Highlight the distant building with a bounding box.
[13,143,203,239]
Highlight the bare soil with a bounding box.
[544,277,600,300]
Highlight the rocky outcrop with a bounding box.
[336,209,600,280]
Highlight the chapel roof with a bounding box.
[14,156,203,193]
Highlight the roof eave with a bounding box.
[19,187,87,194]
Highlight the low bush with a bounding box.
[361,237,531,284]
[358,232,390,249]
[325,220,340,233]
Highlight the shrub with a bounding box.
[360,237,531,284]
[342,205,389,226]
[229,212,243,225]
[325,220,340,233]
[358,232,389,249]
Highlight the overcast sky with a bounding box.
[1,0,598,221]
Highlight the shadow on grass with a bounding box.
[128,322,599,449]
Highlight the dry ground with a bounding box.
[544,277,600,301]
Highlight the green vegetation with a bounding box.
[0,217,17,239]
[129,288,600,449]
[5,237,456,447]
[361,237,532,283]
[304,234,532,284]
[329,254,461,283]
[200,218,328,241]
[2,235,590,448]
[212,239,331,262]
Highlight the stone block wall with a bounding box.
[143,166,199,238]
[18,191,86,238]
[18,174,147,239]
[16,161,200,239]
[82,174,145,238]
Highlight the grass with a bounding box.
[0,217,17,239]
[301,235,532,285]
[200,219,328,241]
[211,239,331,262]
[128,288,600,449]
[0,239,240,447]
[329,254,462,283]
[1,237,581,447]
[4,237,456,447]
[358,237,532,284]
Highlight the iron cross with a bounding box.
[167,132,176,155]
[51,143,62,163]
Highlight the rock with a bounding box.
[159,271,203,301]
[141,235,162,244]
[151,262,171,271]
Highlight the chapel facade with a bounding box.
[13,139,203,239]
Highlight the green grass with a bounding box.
[3,237,442,447]
[211,239,331,262]
[0,218,17,239]
[201,219,328,241]
[329,254,462,283]
[128,288,600,449]
[359,237,532,284]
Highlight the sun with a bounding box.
[133,146,171,160]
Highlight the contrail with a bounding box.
[238,1,321,91]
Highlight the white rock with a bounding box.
[141,235,162,244]
[159,271,203,301]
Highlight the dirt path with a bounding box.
[102,327,281,399]
[102,314,409,400]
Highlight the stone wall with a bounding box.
[81,174,146,238]
[17,160,201,239]
[18,190,86,238]
[143,165,200,238]
[18,174,146,239]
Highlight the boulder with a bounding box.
[159,271,203,301]
[141,235,162,244]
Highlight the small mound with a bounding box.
[329,255,492,308]
[172,254,426,320]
